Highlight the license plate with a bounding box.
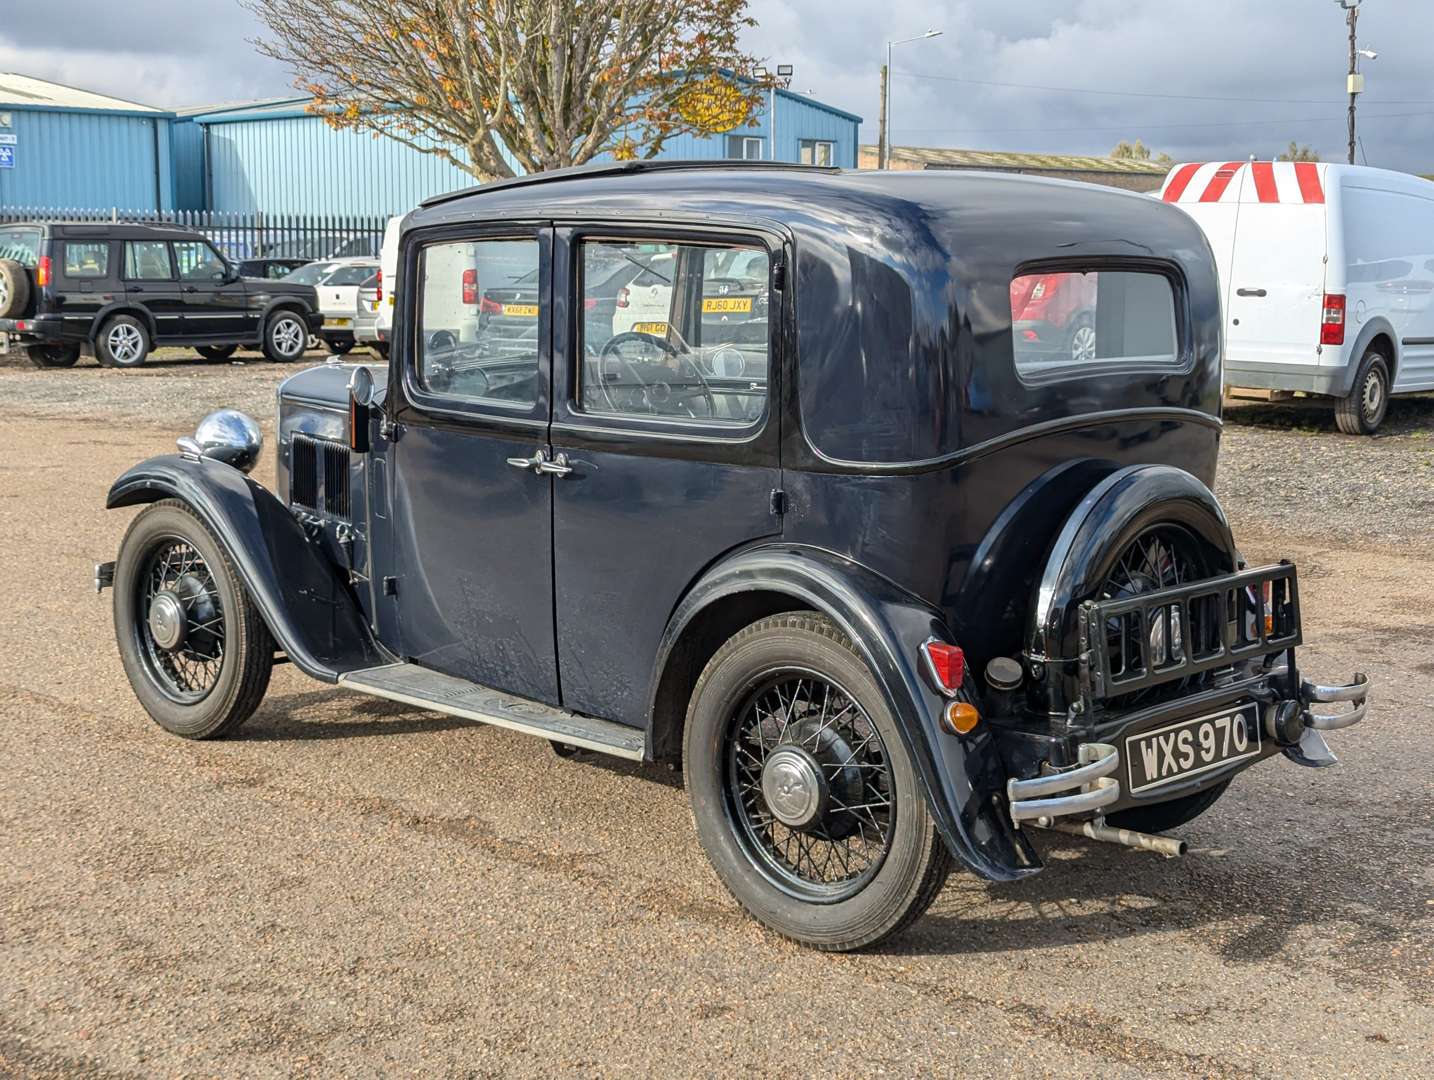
[631,321,668,334]
[703,297,752,313]
[325,317,351,328]
[502,303,539,317]
[1126,703,1261,794]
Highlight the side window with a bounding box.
[1010,269,1179,380]
[124,241,173,281]
[578,238,769,425]
[416,238,541,406]
[62,241,110,278]
[172,240,227,282]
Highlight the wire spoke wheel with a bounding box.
[132,536,226,704]
[723,669,894,901]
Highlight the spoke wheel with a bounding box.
[725,670,894,901]
[133,537,227,704]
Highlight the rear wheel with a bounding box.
[327,338,355,357]
[262,310,307,363]
[684,612,951,951]
[112,499,273,739]
[27,342,81,368]
[196,344,238,362]
[1335,349,1389,435]
[1066,315,1096,364]
[95,315,150,368]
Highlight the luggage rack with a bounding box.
[1079,562,1302,702]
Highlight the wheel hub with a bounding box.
[761,746,828,830]
[148,590,187,651]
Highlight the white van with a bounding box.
[1161,161,1434,433]
[372,214,406,355]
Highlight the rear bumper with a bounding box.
[1225,358,1352,397]
[0,314,64,342]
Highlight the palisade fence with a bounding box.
[0,207,389,262]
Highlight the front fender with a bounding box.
[654,544,1042,883]
[107,454,383,682]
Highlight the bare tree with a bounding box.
[245,0,763,181]
[1277,141,1320,162]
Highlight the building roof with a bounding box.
[0,72,164,114]
[176,97,309,119]
[865,144,1170,174]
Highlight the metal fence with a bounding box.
[0,206,389,262]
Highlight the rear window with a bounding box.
[323,265,378,286]
[1010,269,1179,380]
[283,262,335,285]
[63,241,110,278]
[0,227,41,267]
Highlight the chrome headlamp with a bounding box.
[177,409,264,474]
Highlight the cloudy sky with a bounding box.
[2,0,1430,170]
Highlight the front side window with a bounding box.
[416,238,541,406]
[124,241,173,280]
[63,241,110,278]
[800,139,835,166]
[578,238,769,425]
[172,240,228,282]
[1010,269,1179,379]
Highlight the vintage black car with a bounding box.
[97,162,1369,951]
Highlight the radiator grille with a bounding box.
[289,432,351,520]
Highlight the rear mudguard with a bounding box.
[654,544,1043,883]
[107,454,383,682]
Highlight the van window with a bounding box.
[63,241,110,278]
[1010,270,1179,379]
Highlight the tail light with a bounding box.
[37,255,50,287]
[583,297,598,311]
[375,269,383,304]
[461,268,478,305]
[479,296,502,315]
[616,286,630,309]
[1320,293,1346,345]
[920,640,966,697]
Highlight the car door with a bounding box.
[385,225,559,704]
[54,238,118,335]
[549,227,784,726]
[172,238,252,338]
[121,239,184,341]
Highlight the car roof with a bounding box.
[16,221,211,242]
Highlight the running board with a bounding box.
[338,662,646,761]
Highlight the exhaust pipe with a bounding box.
[1045,817,1187,858]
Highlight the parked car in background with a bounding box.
[355,277,384,357]
[1009,270,1099,364]
[314,259,378,355]
[236,257,311,280]
[373,214,405,354]
[0,221,321,368]
[1162,160,1434,434]
[98,162,1367,951]
[260,234,379,261]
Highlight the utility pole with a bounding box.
[1345,0,1359,165]
[877,64,889,168]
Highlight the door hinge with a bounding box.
[382,576,398,596]
[772,264,787,292]
[769,489,787,517]
[380,417,403,442]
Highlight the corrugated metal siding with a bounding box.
[171,118,206,210]
[0,108,167,211]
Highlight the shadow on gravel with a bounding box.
[1224,392,1434,435]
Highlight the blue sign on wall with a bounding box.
[0,146,13,169]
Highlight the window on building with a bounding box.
[800,139,835,166]
[726,135,765,161]
[172,240,229,282]
[62,242,110,278]
[124,241,173,281]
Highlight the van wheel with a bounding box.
[27,343,81,368]
[262,311,307,363]
[1335,349,1390,435]
[0,258,30,317]
[684,612,951,951]
[96,315,151,368]
[196,344,238,362]
[112,499,273,739]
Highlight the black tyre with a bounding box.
[196,344,238,362]
[1106,781,1230,834]
[27,343,81,368]
[327,338,355,357]
[113,499,274,739]
[1335,349,1390,435]
[684,612,951,951]
[262,310,308,363]
[95,314,150,368]
[0,258,30,317]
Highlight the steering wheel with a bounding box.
[597,332,717,418]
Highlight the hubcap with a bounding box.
[0,279,9,308]
[109,323,143,362]
[274,318,304,356]
[147,590,187,650]
[134,540,225,703]
[1363,371,1384,416]
[760,746,828,829]
[1071,324,1097,363]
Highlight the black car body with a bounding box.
[98,162,1368,950]
[0,222,322,368]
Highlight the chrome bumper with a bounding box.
[1301,673,1369,730]
[1007,741,1120,826]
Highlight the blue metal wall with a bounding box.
[170,118,206,211]
[0,107,173,212]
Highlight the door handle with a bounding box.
[129,286,144,293]
[535,453,574,478]
[1236,287,1267,297]
[505,448,549,471]
[183,286,199,294]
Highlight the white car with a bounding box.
[371,214,406,356]
[1162,160,1434,434]
[315,258,378,356]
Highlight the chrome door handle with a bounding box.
[535,452,574,477]
[505,448,548,471]
[1236,287,1267,297]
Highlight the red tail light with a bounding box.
[616,286,630,309]
[375,268,383,304]
[1320,293,1346,345]
[583,297,598,311]
[920,640,966,697]
[479,296,502,314]
[461,268,478,305]
[37,255,50,287]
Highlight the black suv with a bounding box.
[0,222,322,368]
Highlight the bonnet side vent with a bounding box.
[290,432,351,521]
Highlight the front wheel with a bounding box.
[113,499,274,739]
[1335,349,1390,435]
[262,311,308,363]
[684,612,951,951]
[27,343,81,368]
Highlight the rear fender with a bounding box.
[107,454,383,682]
[654,544,1043,883]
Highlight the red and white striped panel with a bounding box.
[1161,161,1325,205]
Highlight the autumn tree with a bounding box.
[1110,139,1173,167]
[245,0,763,181]
[1277,141,1320,162]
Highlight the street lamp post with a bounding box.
[1335,0,1377,165]
[755,63,794,161]
[879,29,942,169]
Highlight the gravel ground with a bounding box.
[1,353,1432,1077]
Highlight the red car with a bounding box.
[1011,271,1099,363]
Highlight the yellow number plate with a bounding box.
[502,303,539,317]
[703,297,752,314]
[325,318,351,328]
[631,322,668,334]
